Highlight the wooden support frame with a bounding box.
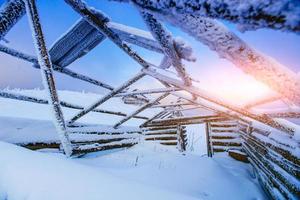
[143,68,295,135]
[139,10,192,86]
[115,87,180,97]
[0,44,114,90]
[0,90,149,120]
[24,0,72,156]
[114,93,170,128]
[68,71,146,124]
[140,110,167,128]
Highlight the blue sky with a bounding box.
[1,0,300,103]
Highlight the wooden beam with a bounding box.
[0,44,114,90]
[64,0,151,69]
[139,10,192,85]
[115,87,180,97]
[24,0,72,156]
[68,72,146,124]
[244,95,281,109]
[114,93,170,128]
[108,21,195,62]
[139,110,167,128]
[0,90,149,120]
[144,68,295,135]
[0,0,25,40]
[150,102,192,108]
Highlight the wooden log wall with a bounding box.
[18,131,141,156]
[141,125,187,150]
[208,120,242,153]
[238,121,300,200]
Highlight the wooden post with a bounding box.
[205,122,213,157]
[24,0,72,156]
[176,125,186,152]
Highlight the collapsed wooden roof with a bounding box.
[0,0,299,157]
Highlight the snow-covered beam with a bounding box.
[139,10,192,85]
[0,44,114,90]
[24,0,72,156]
[163,15,300,106]
[108,21,195,62]
[243,95,281,109]
[49,17,194,68]
[150,102,192,108]
[144,68,295,135]
[147,115,227,126]
[64,0,151,69]
[115,87,180,97]
[47,18,106,68]
[114,93,169,128]
[0,0,25,40]
[0,90,149,120]
[68,72,146,124]
[114,0,300,33]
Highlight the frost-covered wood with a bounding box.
[205,122,213,157]
[139,10,191,85]
[0,90,148,120]
[116,87,179,97]
[24,0,72,156]
[114,93,169,128]
[115,0,300,33]
[0,44,114,90]
[139,111,166,128]
[144,68,295,135]
[48,18,106,68]
[50,17,194,67]
[0,0,25,40]
[150,102,192,108]
[161,15,300,106]
[72,139,138,155]
[69,72,146,124]
[65,0,151,70]
[176,125,186,152]
[243,95,281,109]
[108,21,195,62]
[242,135,300,199]
[148,115,228,126]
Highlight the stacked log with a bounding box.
[239,122,300,199]
[209,121,242,153]
[18,132,140,156]
[141,125,187,150]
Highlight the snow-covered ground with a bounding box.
[0,89,267,200]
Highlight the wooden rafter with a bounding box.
[139,10,192,85]
[143,68,295,135]
[24,0,72,156]
[114,93,170,128]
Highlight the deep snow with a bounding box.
[0,89,267,200]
